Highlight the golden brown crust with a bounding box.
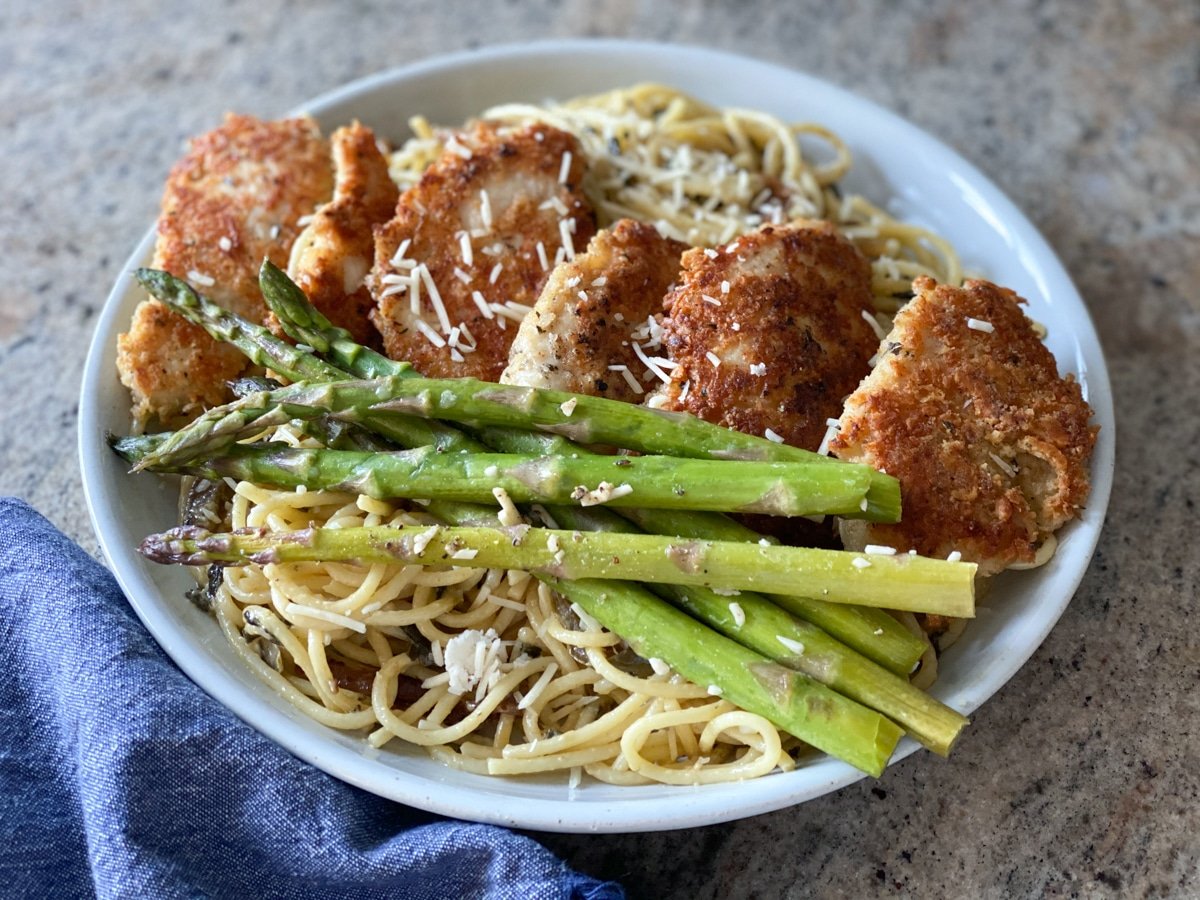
[117,114,333,427]
[655,221,877,450]
[370,122,596,381]
[501,219,687,401]
[830,277,1097,575]
[117,300,250,427]
[282,122,398,346]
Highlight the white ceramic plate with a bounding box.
[79,40,1115,833]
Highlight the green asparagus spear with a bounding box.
[133,268,470,458]
[142,443,879,518]
[545,577,904,776]
[135,268,348,383]
[140,522,975,616]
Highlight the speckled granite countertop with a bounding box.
[2,1,1196,896]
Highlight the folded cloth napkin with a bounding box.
[0,498,622,900]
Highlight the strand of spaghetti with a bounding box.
[539,616,624,650]
[330,637,381,668]
[660,696,701,760]
[213,592,377,729]
[519,670,605,741]
[426,747,493,775]
[241,601,318,683]
[364,592,458,627]
[421,691,462,729]
[699,710,783,756]
[493,714,515,750]
[487,741,627,776]
[327,562,421,615]
[791,123,853,184]
[553,695,601,737]
[529,585,618,663]
[500,691,652,759]
[583,648,712,701]
[619,703,783,784]
[393,679,450,728]
[306,629,358,713]
[583,763,654,786]
[408,585,470,644]
[456,742,505,760]
[370,654,553,747]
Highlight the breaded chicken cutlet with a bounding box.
[370,122,596,381]
[501,219,687,401]
[283,122,398,346]
[117,114,333,427]
[830,276,1096,576]
[651,221,879,450]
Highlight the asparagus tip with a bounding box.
[138,525,215,565]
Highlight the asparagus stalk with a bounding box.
[260,262,926,671]
[142,444,879,518]
[126,373,897,526]
[544,577,903,776]
[259,258,900,519]
[135,268,349,383]
[140,523,976,616]
[133,269,470,457]
[547,505,966,754]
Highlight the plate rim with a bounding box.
[78,37,1115,833]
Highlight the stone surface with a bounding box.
[2,0,1196,896]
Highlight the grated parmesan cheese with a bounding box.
[412,526,440,555]
[967,317,995,333]
[776,635,805,655]
[443,628,505,696]
[492,486,523,526]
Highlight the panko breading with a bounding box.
[283,122,398,345]
[652,221,878,450]
[501,219,687,401]
[117,114,332,427]
[830,276,1096,576]
[370,122,596,381]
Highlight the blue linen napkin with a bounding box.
[0,497,623,900]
